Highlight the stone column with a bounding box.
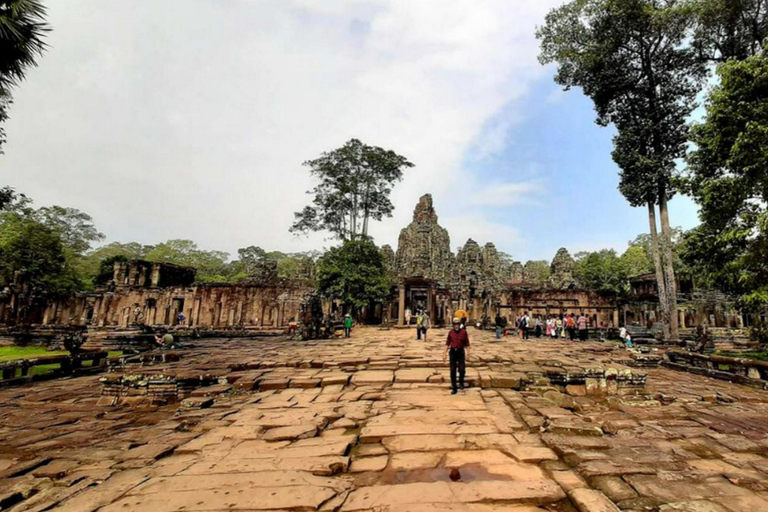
[678,309,685,329]
[427,285,436,320]
[397,284,405,327]
[613,309,619,328]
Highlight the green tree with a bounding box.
[0,194,104,289]
[523,260,551,284]
[144,240,229,283]
[34,206,104,255]
[315,239,392,315]
[691,0,767,61]
[538,0,707,340]
[277,251,319,280]
[0,186,16,210]
[620,244,653,278]
[81,241,153,285]
[291,139,413,241]
[0,0,50,152]
[574,249,628,294]
[0,211,78,296]
[684,50,768,310]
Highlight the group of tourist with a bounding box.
[495,312,601,342]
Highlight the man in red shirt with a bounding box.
[443,317,470,394]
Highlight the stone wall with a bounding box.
[6,281,311,330]
[500,288,618,328]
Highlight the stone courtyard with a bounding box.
[2,328,768,511]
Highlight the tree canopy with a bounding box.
[691,0,767,61]
[291,139,413,241]
[683,50,768,310]
[538,0,708,340]
[0,211,78,297]
[0,0,49,152]
[315,239,392,313]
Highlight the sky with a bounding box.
[1,0,702,263]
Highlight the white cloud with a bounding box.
[1,0,563,256]
[469,180,544,207]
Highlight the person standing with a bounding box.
[520,311,531,340]
[566,314,576,341]
[495,312,504,340]
[405,308,412,326]
[344,314,354,338]
[421,312,430,342]
[577,313,588,341]
[555,316,563,339]
[443,317,470,394]
[416,311,423,340]
[535,316,542,338]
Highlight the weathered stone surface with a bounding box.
[395,194,453,282]
[350,455,389,473]
[659,501,730,512]
[444,450,515,467]
[506,445,558,462]
[342,480,565,510]
[551,470,588,491]
[4,328,768,512]
[261,425,318,441]
[351,371,394,385]
[101,485,337,511]
[549,248,576,289]
[395,368,435,383]
[568,488,621,512]
[258,378,290,390]
[589,475,637,502]
[389,452,443,471]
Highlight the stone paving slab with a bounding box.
[2,327,768,511]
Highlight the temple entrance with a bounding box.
[397,277,440,326]
[408,286,429,317]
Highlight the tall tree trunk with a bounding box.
[658,192,679,341]
[648,201,671,340]
[351,190,358,241]
[362,182,371,237]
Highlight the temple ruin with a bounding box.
[388,194,619,327]
[0,193,743,336]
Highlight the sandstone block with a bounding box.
[258,379,290,390]
[262,425,318,442]
[350,455,388,473]
[568,488,620,512]
[351,371,394,385]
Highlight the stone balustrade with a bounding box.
[0,350,108,386]
[665,350,768,388]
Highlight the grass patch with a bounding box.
[717,350,768,362]
[0,347,122,380]
[0,346,67,362]
[28,363,61,377]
